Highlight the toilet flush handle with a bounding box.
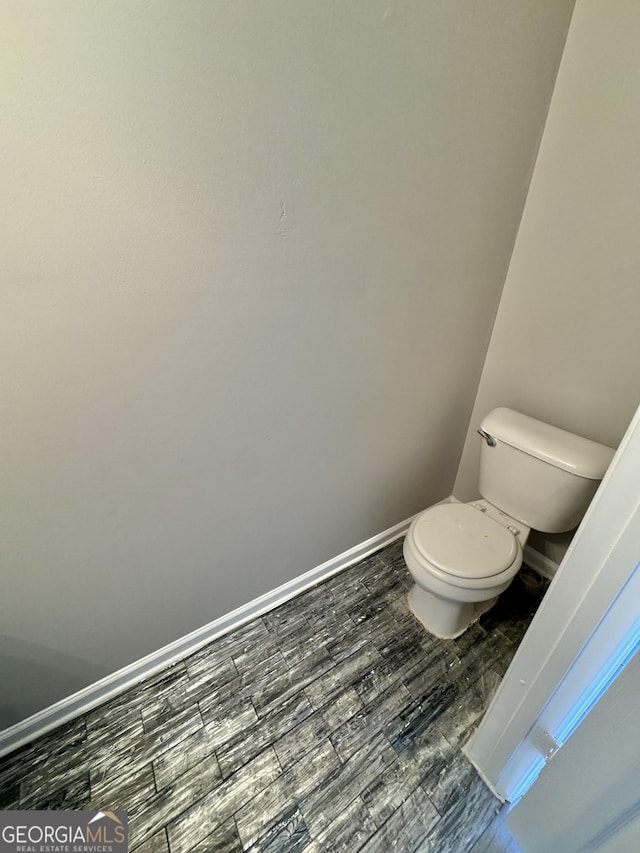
[477,428,497,447]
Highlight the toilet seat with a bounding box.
[408,503,521,587]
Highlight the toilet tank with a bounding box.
[478,408,615,533]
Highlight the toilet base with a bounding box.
[408,584,498,640]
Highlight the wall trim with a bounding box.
[523,545,560,580]
[0,506,448,758]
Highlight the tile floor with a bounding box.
[0,539,545,852]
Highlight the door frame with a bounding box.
[466,404,640,802]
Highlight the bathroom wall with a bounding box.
[454,0,640,564]
[1,0,574,727]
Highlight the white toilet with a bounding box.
[403,408,615,639]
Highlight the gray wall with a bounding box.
[1,0,574,727]
[453,0,640,563]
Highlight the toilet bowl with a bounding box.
[403,407,615,640]
[403,500,529,638]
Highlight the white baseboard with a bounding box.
[0,509,435,758]
[523,545,560,581]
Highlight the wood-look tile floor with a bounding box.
[0,539,545,852]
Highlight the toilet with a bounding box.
[403,407,615,639]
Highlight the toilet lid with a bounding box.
[411,503,518,580]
